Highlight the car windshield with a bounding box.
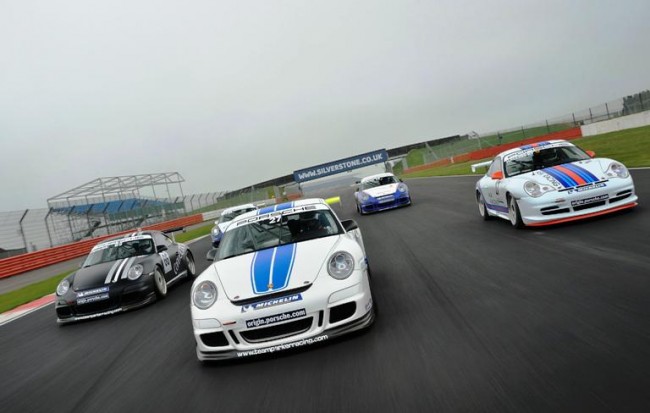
[504,146,590,177]
[219,207,257,224]
[218,209,342,260]
[82,238,155,267]
[361,175,397,190]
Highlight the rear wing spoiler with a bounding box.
[471,160,492,173]
[162,226,185,242]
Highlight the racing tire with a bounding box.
[477,192,491,221]
[153,267,168,299]
[508,196,525,229]
[185,253,196,280]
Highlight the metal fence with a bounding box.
[400,91,649,170]
[0,192,230,257]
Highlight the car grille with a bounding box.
[329,302,356,324]
[74,300,119,316]
[609,190,632,204]
[240,317,313,343]
[573,201,607,211]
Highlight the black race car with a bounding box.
[55,229,196,324]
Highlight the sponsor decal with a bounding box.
[567,182,607,194]
[245,308,307,328]
[160,251,172,273]
[571,194,609,207]
[250,243,297,294]
[238,204,317,226]
[91,235,153,252]
[77,294,110,305]
[236,334,328,357]
[241,293,303,313]
[77,286,109,298]
[173,244,187,274]
[293,149,389,183]
[377,195,394,204]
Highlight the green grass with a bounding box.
[174,223,213,243]
[0,270,74,314]
[0,222,215,314]
[400,124,650,179]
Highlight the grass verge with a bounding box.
[400,125,650,179]
[0,222,215,314]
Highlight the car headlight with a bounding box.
[606,162,629,179]
[193,281,218,309]
[327,251,355,280]
[56,279,70,296]
[127,264,144,280]
[211,226,221,236]
[359,192,370,202]
[524,181,555,198]
[397,183,408,193]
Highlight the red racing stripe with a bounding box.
[554,165,587,186]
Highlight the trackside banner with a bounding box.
[293,149,389,183]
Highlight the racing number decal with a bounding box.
[160,251,172,273]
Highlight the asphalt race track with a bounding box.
[1,170,649,412]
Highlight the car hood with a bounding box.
[73,258,140,290]
[215,236,341,301]
[518,159,608,190]
[362,183,399,197]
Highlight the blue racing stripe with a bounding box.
[274,201,294,212]
[486,203,509,213]
[258,206,275,215]
[250,243,297,294]
[543,167,574,188]
[562,163,599,183]
[251,249,274,293]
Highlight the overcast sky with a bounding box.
[1,0,649,211]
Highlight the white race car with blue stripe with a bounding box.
[191,198,375,361]
[474,139,638,228]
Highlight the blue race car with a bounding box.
[211,204,258,247]
[354,173,411,214]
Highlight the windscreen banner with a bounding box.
[293,149,389,183]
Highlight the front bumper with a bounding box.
[360,193,411,213]
[192,271,374,361]
[517,178,638,226]
[56,277,156,324]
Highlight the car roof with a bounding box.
[221,203,257,215]
[228,198,330,227]
[360,172,396,183]
[93,230,157,248]
[496,139,574,159]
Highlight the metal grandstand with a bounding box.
[46,173,187,243]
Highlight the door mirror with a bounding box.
[341,219,358,231]
[157,245,168,252]
[586,150,596,158]
[490,171,504,180]
[206,248,219,262]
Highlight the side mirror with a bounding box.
[586,150,596,158]
[490,171,504,180]
[341,219,358,231]
[206,248,219,262]
[157,245,168,252]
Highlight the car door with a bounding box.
[154,232,180,280]
[481,157,507,212]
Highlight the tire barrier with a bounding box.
[0,214,204,279]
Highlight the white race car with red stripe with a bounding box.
[473,140,638,228]
[191,198,375,361]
